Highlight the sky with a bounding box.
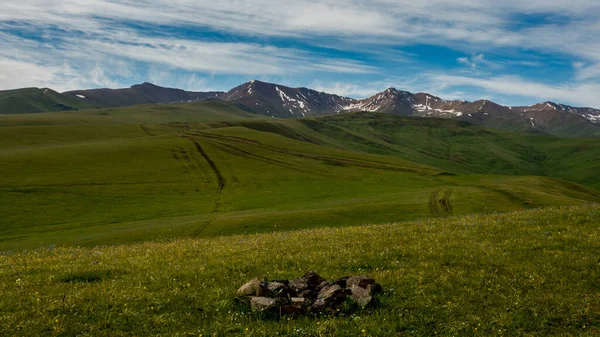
[1,0,600,107]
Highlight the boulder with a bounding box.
[250,297,278,312]
[346,276,376,289]
[333,276,350,287]
[302,271,325,288]
[350,285,373,308]
[267,282,285,294]
[237,278,262,296]
[291,297,310,307]
[297,289,315,299]
[318,284,346,305]
[310,299,327,313]
[289,278,309,292]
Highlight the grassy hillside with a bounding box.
[281,113,600,189]
[1,206,598,336]
[0,88,96,114]
[2,109,600,250]
[0,100,260,127]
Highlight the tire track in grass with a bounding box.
[183,137,227,236]
[186,138,226,191]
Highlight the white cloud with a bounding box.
[574,63,600,82]
[312,82,379,98]
[3,0,600,61]
[311,77,420,99]
[431,74,600,107]
[457,54,489,69]
[2,0,600,106]
[0,29,375,91]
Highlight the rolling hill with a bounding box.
[0,83,224,114]
[1,104,600,250]
[0,87,95,114]
[1,99,600,336]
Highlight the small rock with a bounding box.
[250,297,278,312]
[291,297,310,307]
[267,282,285,294]
[310,299,326,313]
[297,289,315,299]
[236,272,381,317]
[350,285,373,308]
[237,278,262,296]
[332,277,349,287]
[346,276,375,289]
[302,271,325,288]
[318,284,346,305]
[317,281,330,291]
[290,278,309,292]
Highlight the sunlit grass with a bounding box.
[1,205,598,336]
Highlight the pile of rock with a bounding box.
[235,271,382,316]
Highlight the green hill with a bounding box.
[1,206,598,336]
[1,107,600,250]
[0,100,260,127]
[0,88,94,114]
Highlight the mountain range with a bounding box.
[2,80,600,137]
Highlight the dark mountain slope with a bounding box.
[64,82,223,108]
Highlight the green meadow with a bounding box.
[1,206,598,336]
[1,104,600,250]
[1,102,600,335]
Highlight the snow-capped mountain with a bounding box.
[2,79,599,137]
[215,80,600,137]
[220,80,599,124]
[512,102,600,124]
[222,80,354,118]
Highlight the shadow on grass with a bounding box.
[60,269,125,283]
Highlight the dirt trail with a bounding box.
[186,138,226,190]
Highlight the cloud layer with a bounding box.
[1,0,600,106]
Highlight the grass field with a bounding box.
[1,102,600,335]
[1,206,598,336]
[2,107,600,250]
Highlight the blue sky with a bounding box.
[1,0,600,107]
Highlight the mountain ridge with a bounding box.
[1,79,599,137]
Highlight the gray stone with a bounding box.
[297,289,314,298]
[350,285,373,308]
[290,278,309,292]
[250,297,278,312]
[302,271,325,288]
[267,282,285,294]
[346,276,376,289]
[310,299,327,313]
[333,277,350,287]
[318,284,346,305]
[291,297,310,307]
[237,278,262,296]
